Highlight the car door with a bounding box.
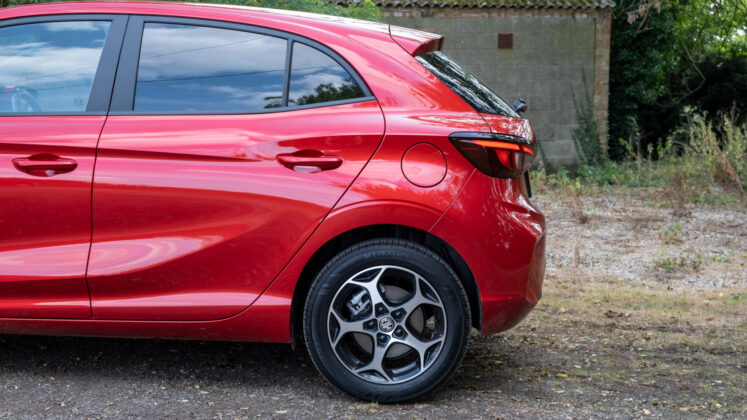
[87,17,385,321]
[0,15,125,319]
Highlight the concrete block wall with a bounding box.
[384,7,611,168]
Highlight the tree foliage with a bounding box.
[293,80,363,105]
[608,0,746,160]
[1,0,385,22]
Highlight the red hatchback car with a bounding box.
[0,1,545,402]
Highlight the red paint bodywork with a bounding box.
[0,2,544,342]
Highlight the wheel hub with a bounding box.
[378,316,395,333]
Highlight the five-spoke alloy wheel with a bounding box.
[304,239,471,402]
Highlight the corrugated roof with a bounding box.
[337,0,614,9]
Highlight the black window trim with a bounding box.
[109,15,375,116]
[0,14,128,117]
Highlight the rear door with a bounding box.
[0,15,125,319]
[87,17,384,321]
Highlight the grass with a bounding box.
[540,282,745,330]
[476,281,747,416]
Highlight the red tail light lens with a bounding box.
[450,133,535,178]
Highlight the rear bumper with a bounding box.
[430,170,545,335]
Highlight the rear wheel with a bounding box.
[303,239,471,402]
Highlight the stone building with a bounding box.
[367,0,614,167]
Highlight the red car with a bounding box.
[0,1,545,402]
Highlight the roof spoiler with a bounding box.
[389,25,444,56]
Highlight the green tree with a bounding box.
[608,0,679,160]
[608,0,746,160]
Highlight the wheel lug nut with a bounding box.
[364,319,377,330]
[375,303,388,316]
[392,309,404,320]
[377,333,390,346]
[394,326,406,338]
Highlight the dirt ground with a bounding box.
[0,191,744,419]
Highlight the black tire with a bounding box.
[303,239,471,403]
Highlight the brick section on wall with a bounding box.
[383,7,611,168]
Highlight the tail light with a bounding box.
[449,132,535,178]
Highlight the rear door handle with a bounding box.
[13,154,78,177]
[277,150,343,173]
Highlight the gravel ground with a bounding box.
[0,191,744,419]
[537,193,746,290]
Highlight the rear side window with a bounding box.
[0,21,110,113]
[134,23,287,112]
[288,43,364,106]
[416,51,517,117]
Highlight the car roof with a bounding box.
[3,1,380,25]
[0,1,441,56]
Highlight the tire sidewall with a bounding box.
[304,241,470,402]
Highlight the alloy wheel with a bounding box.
[326,265,447,384]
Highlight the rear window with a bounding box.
[288,43,364,107]
[416,51,518,117]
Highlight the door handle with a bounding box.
[12,154,78,177]
[277,150,343,173]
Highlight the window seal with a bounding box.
[107,96,378,117]
[282,39,293,108]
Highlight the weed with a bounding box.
[652,257,677,272]
[563,180,589,224]
[652,251,703,273]
[664,116,746,206]
[532,115,746,209]
[571,75,604,166]
[663,168,690,217]
[658,223,684,245]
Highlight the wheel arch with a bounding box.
[290,224,481,348]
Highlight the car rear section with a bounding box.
[297,23,546,401]
[333,24,546,335]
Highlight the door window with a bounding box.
[134,23,287,112]
[0,21,111,113]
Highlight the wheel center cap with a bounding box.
[378,316,395,333]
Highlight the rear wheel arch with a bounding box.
[290,224,481,348]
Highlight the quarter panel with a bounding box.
[231,200,446,343]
